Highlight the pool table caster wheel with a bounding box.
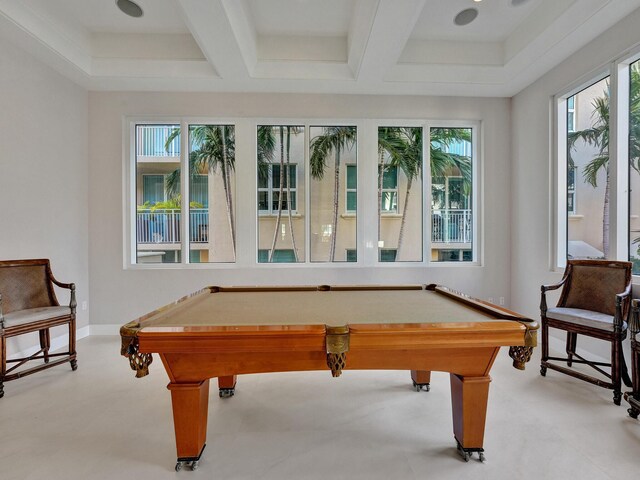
[412,381,430,392]
[219,388,235,398]
[456,441,485,463]
[175,460,199,472]
[175,445,205,472]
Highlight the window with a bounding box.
[567,166,577,214]
[430,128,474,263]
[346,165,357,213]
[309,126,357,262]
[135,124,181,264]
[257,125,305,263]
[258,249,296,263]
[132,123,236,265]
[629,59,640,275]
[129,119,481,268]
[188,124,235,263]
[567,96,575,132]
[563,77,609,260]
[377,126,423,262]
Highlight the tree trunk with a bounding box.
[269,127,285,262]
[285,127,299,262]
[221,127,236,259]
[330,148,341,262]
[396,176,413,259]
[603,170,610,258]
[377,148,384,257]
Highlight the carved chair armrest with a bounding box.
[50,276,77,313]
[629,299,639,336]
[613,283,632,331]
[540,277,567,315]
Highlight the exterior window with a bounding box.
[567,166,577,214]
[629,60,640,274]
[567,96,575,132]
[379,249,397,262]
[135,124,181,264]
[187,125,235,263]
[346,165,357,213]
[430,128,473,263]
[309,126,357,262]
[258,249,296,263]
[142,175,166,204]
[566,77,609,260]
[258,165,297,213]
[133,123,236,265]
[380,166,398,213]
[377,126,423,262]
[257,125,305,263]
[346,249,357,262]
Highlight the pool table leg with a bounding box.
[450,374,490,462]
[410,370,431,392]
[167,380,210,470]
[218,375,237,398]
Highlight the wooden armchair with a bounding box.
[0,259,77,398]
[540,259,633,404]
[625,299,640,418]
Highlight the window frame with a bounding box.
[553,48,640,273]
[124,117,482,269]
[258,163,299,215]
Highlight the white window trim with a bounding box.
[553,47,640,273]
[124,117,482,269]
[258,163,299,215]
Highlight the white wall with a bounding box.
[511,9,640,339]
[88,92,512,327]
[0,36,89,352]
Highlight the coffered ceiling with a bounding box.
[1,0,639,96]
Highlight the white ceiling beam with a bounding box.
[176,0,252,79]
[350,0,426,81]
[0,0,91,80]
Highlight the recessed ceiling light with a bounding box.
[454,8,478,26]
[511,0,531,6]
[116,0,143,18]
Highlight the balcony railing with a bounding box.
[136,125,180,157]
[432,209,472,243]
[136,209,208,243]
[136,208,470,246]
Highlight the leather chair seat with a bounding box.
[546,307,627,332]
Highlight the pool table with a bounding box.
[120,284,537,470]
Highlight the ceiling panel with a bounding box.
[410,0,545,42]
[247,0,355,36]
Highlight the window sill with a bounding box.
[341,213,357,219]
[568,214,584,219]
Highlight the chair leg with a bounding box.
[39,329,51,364]
[69,317,77,371]
[612,339,622,405]
[0,336,5,399]
[540,318,549,376]
[565,332,577,367]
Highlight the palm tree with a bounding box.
[165,125,236,257]
[568,66,640,257]
[310,126,357,261]
[393,128,422,257]
[267,126,302,262]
